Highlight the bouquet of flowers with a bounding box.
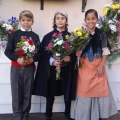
[96,0,120,65]
[102,2,120,19]
[0,17,18,52]
[69,26,90,50]
[0,16,18,41]
[46,32,73,80]
[67,26,91,68]
[15,36,38,60]
[96,16,118,47]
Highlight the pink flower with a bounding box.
[46,42,53,50]
[52,32,57,38]
[48,42,53,48]
[117,21,120,35]
[23,36,27,39]
[63,41,70,51]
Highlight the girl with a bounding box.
[33,10,76,120]
[71,9,118,120]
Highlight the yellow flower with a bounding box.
[17,43,20,47]
[16,42,23,48]
[20,42,23,47]
[65,34,69,39]
[79,27,82,31]
[80,37,83,39]
[105,7,109,11]
[85,33,89,38]
[115,4,120,9]
[77,32,82,37]
[102,10,108,15]
[110,5,116,10]
[73,28,79,33]
[102,7,109,15]
[71,36,75,41]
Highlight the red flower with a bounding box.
[28,39,34,45]
[8,29,15,34]
[17,49,25,55]
[52,32,57,38]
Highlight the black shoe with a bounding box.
[66,116,74,120]
[45,116,51,120]
[66,118,75,120]
[68,118,75,120]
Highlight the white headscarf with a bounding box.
[54,10,68,19]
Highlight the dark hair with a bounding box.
[53,12,68,30]
[85,9,98,19]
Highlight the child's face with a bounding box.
[84,12,98,31]
[19,16,33,30]
[55,14,67,31]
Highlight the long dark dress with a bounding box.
[33,29,77,101]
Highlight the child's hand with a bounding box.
[62,56,71,62]
[17,57,24,65]
[52,60,61,66]
[76,51,82,57]
[25,58,34,64]
[97,65,104,77]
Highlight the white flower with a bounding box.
[109,24,117,33]
[54,40,63,46]
[56,52,60,57]
[96,24,101,29]
[54,38,59,42]
[22,46,27,53]
[24,41,29,47]
[29,45,35,52]
[56,40,63,45]
[105,3,112,7]
[108,20,114,24]
[2,23,13,30]
[2,23,6,27]
[6,24,13,30]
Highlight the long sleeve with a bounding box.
[4,32,18,62]
[100,31,110,55]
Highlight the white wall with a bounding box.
[0,0,112,37]
[105,58,120,110]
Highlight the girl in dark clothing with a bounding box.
[33,10,76,120]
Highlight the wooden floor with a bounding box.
[0,112,120,120]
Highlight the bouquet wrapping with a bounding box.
[46,32,73,80]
